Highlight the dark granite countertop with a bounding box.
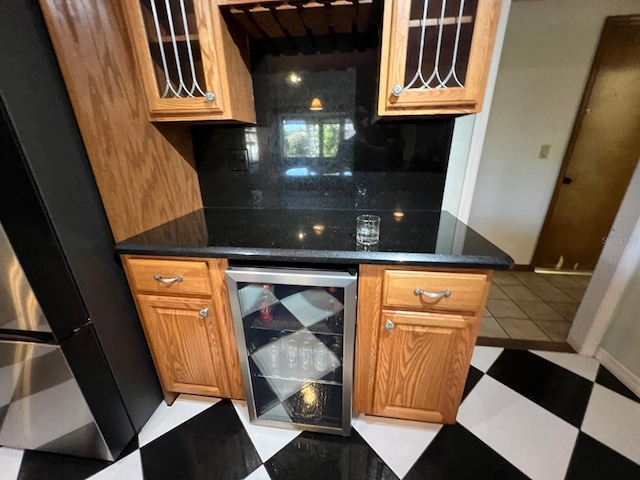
[114,208,513,269]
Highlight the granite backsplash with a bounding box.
[191,44,455,212]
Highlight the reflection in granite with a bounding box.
[192,47,454,211]
[115,208,513,269]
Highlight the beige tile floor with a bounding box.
[480,271,591,342]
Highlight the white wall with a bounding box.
[442,0,512,219]
[569,161,640,355]
[442,115,475,215]
[468,0,640,265]
[599,254,640,380]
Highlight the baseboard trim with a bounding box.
[566,332,582,354]
[595,348,640,398]
[476,337,575,352]
[511,264,533,271]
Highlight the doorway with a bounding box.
[532,16,640,272]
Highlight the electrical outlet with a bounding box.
[229,149,249,171]
[539,144,551,159]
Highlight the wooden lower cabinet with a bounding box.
[373,310,476,424]
[122,255,244,404]
[137,295,227,398]
[354,264,490,424]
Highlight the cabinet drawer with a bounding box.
[127,258,212,296]
[383,270,487,313]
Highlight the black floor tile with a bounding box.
[140,399,261,480]
[17,450,110,480]
[403,424,527,479]
[116,434,139,461]
[595,366,640,403]
[462,365,484,403]
[487,349,593,427]
[565,432,640,479]
[266,430,398,480]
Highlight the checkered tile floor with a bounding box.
[2,347,639,480]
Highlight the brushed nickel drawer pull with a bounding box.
[199,308,209,318]
[385,319,396,331]
[153,274,183,284]
[414,287,451,299]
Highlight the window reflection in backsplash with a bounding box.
[192,48,454,211]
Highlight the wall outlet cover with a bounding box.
[229,149,249,171]
[539,144,551,159]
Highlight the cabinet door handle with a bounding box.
[414,287,451,299]
[391,84,403,97]
[385,319,395,331]
[153,274,183,284]
[199,308,209,318]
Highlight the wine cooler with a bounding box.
[225,267,357,436]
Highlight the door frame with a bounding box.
[531,16,640,269]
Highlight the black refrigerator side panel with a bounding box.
[0,103,88,342]
[0,1,162,431]
[61,326,135,460]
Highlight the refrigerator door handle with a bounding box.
[0,329,55,344]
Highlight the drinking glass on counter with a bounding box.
[356,214,380,245]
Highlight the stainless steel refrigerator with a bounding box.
[0,1,162,460]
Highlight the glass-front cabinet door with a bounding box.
[121,0,255,122]
[378,0,502,116]
[226,267,357,435]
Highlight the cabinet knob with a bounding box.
[385,319,396,331]
[199,308,209,318]
[204,92,215,102]
[153,274,183,284]
[391,84,403,97]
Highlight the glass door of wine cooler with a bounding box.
[225,267,357,436]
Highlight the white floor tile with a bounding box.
[87,450,143,480]
[470,346,504,372]
[458,375,578,480]
[244,465,271,480]
[138,394,220,447]
[232,400,301,463]
[531,350,599,381]
[0,380,98,453]
[0,447,23,480]
[581,384,640,465]
[351,413,441,478]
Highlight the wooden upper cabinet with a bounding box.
[121,0,255,122]
[378,0,501,116]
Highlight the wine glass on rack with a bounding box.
[287,338,298,371]
[301,341,311,372]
